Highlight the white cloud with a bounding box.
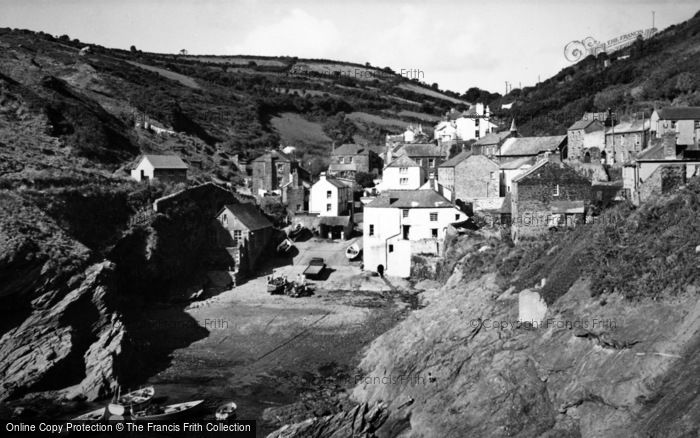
[226,9,341,57]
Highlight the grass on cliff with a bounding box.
[449,177,700,304]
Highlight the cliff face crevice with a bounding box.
[0,184,238,404]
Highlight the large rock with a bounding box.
[346,270,700,437]
[0,261,125,402]
[266,402,388,438]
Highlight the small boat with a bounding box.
[132,400,204,421]
[73,407,108,421]
[215,402,237,420]
[107,386,155,415]
[345,241,362,260]
[276,238,294,254]
[288,224,306,241]
[118,386,155,407]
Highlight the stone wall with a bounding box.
[453,155,499,201]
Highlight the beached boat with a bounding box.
[132,400,204,421]
[73,407,108,421]
[345,241,362,260]
[215,401,237,420]
[276,238,294,254]
[107,386,155,415]
[118,386,155,406]
[288,224,306,241]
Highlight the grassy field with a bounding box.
[270,112,332,149]
[398,83,470,105]
[347,112,410,129]
[126,60,201,89]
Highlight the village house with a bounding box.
[650,107,700,148]
[622,135,700,205]
[376,155,425,191]
[131,154,188,183]
[328,143,383,178]
[309,172,352,216]
[471,119,518,158]
[251,150,302,195]
[437,151,500,209]
[215,203,273,276]
[385,125,429,149]
[363,190,467,277]
[394,143,448,180]
[566,118,606,163]
[604,119,651,165]
[434,104,497,145]
[510,158,592,241]
[500,156,536,195]
[281,171,311,214]
[496,135,567,163]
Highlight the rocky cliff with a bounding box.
[269,180,700,437]
[0,183,237,406]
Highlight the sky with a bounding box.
[1,0,698,94]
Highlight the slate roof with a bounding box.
[568,119,604,132]
[656,107,700,120]
[366,190,454,209]
[499,156,536,170]
[333,144,369,156]
[386,155,420,168]
[318,175,347,189]
[606,120,650,134]
[219,203,272,231]
[397,143,445,157]
[438,151,471,168]
[511,159,550,183]
[474,131,511,146]
[636,143,666,160]
[498,135,566,156]
[141,154,188,169]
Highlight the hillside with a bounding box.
[491,10,700,135]
[0,28,471,184]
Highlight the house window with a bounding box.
[430,212,438,221]
[389,244,394,253]
[345,157,352,164]
[695,120,700,129]
[429,159,435,167]
[399,167,408,174]
[475,130,480,138]
[296,204,301,211]
[553,184,560,196]
[671,121,676,129]
[402,209,409,218]
[326,204,332,212]
[455,214,460,220]
[326,190,332,198]
[369,224,374,236]
[222,213,227,225]
[400,178,408,185]
[233,230,242,244]
[431,228,438,238]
